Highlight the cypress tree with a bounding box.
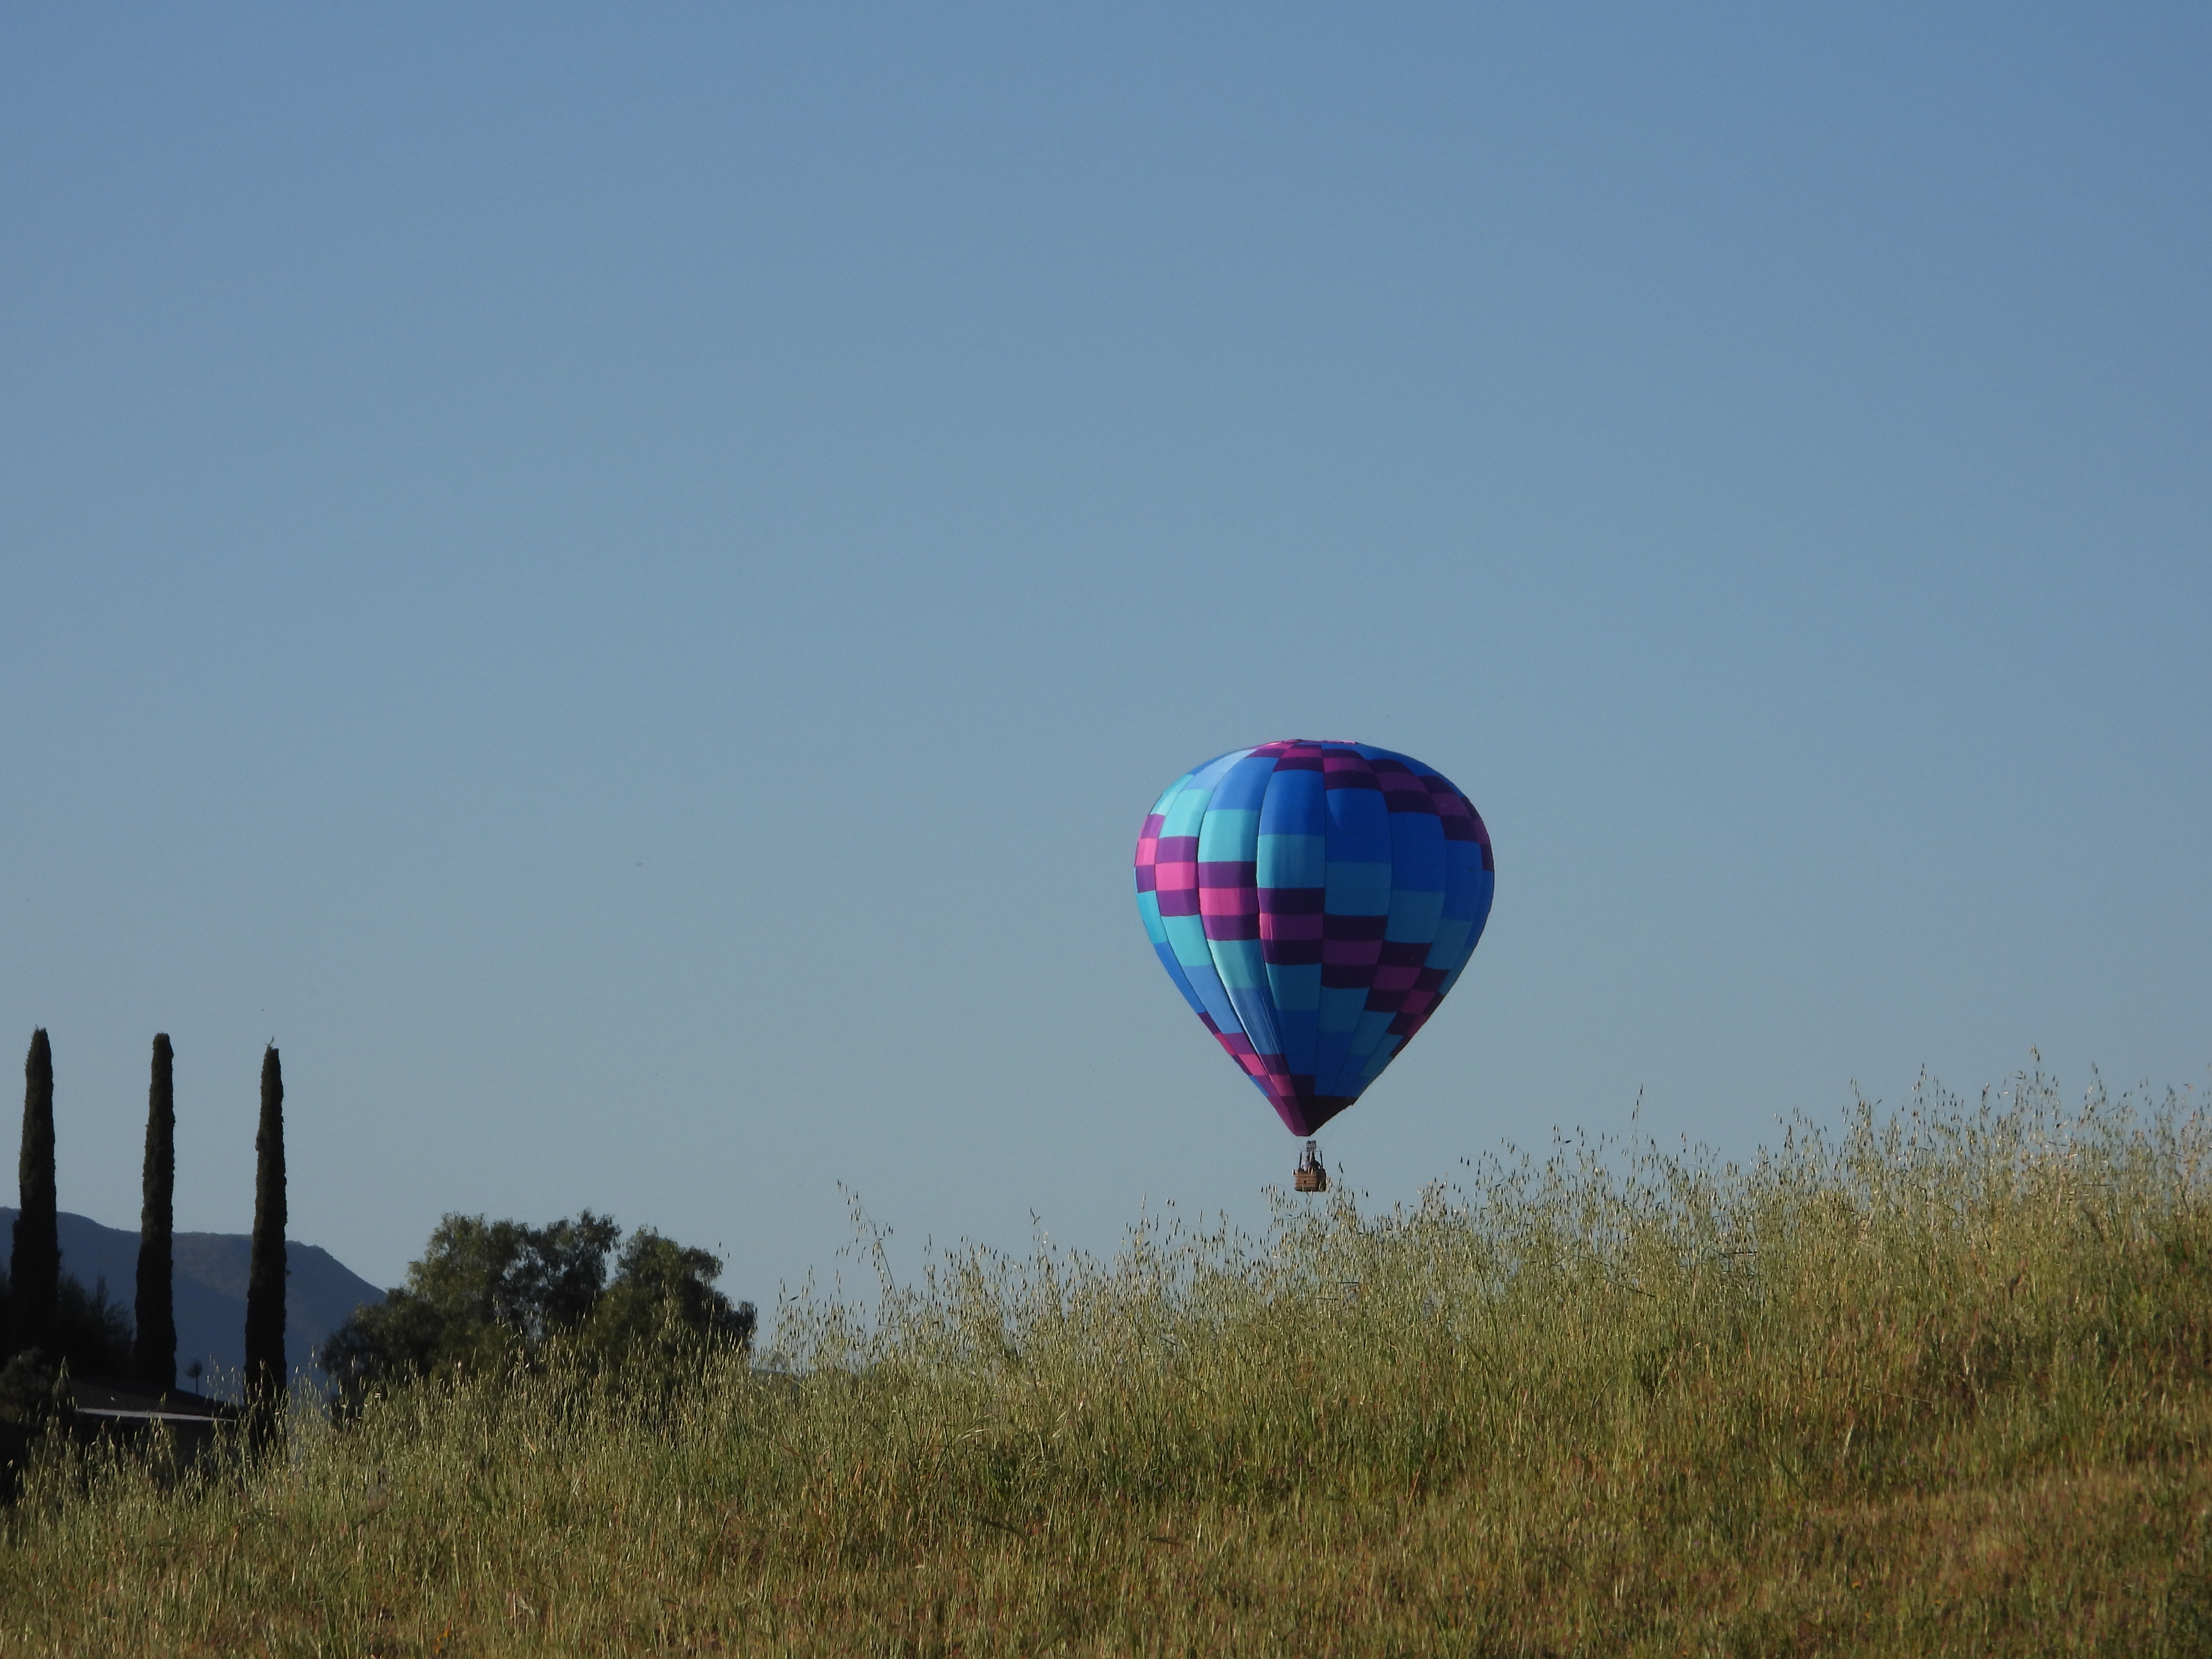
[133,1034,178,1391]
[11,1029,60,1361]
[244,1044,287,1423]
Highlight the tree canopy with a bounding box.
[322,1212,754,1404]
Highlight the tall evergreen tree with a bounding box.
[133,1034,177,1390]
[244,1044,287,1424]
[11,1029,60,1361]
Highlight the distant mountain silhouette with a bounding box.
[0,1207,384,1395]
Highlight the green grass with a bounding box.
[4,1070,2209,1656]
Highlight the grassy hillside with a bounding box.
[2,1071,2207,1656]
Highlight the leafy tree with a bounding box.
[133,1034,177,1390]
[421,1211,622,1346]
[334,1211,621,1381]
[245,1045,286,1427]
[59,1274,134,1375]
[0,1266,137,1416]
[583,1229,757,1371]
[10,1030,59,1361]
[323,1212,754,1407]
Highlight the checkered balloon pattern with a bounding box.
[1134,741,1494,1137]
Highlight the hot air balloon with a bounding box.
[1134,741,1493,1184]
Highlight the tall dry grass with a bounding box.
[2,1069,2208,1655]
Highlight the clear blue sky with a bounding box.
[4,5,2206,1304]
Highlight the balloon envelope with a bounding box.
[1134,740,1494,1136]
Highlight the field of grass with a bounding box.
[2,1070,2208,1656]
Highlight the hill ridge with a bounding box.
[0,1207,385,1394]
